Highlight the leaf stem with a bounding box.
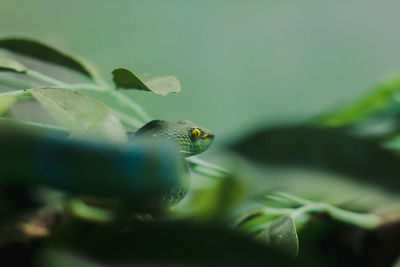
[273,192,313,206]
[0,73,40,89]
[0,89,31,99]
[322,203,381,229]
[27,70,108,92]
[26,70,66,86]
[112,109,143,130]
[107,90,152,122]
[187,157,229,174]
[285,197,381,229]
[0,117,69,135]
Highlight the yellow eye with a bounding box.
[191,129,201,139]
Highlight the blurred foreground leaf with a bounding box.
[0,186,40,228]
[311,73,400,127]
[176,176,246,222]
[112,67,181,96]
[0,55,26,73]
[41,220,297,266]
[0,125,184,206]
[259,216,299,258]
[34,249,101,267]
[0,95,16,115]
[31,88,127,143]
[0,38,98,79]
[229,125,400,193]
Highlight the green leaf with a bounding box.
[0,125,185,203]
[31,88,127,143]
[42,220,298,266]
[0,186,41,228]
[35,249,102,267]
[228,125,400,193]
[0,55,27,73]
[237,213,280,234]
[311,73,400,127]
[0,95,17,115]
[112,67,181,96]
[175,175,246,222]
[260,216,299,257]
[0,37,100,80]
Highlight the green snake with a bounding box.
[129,120,215,205]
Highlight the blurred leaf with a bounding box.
[66,198,115,223]
[176,176,246,222]
[311,73,400,127]
[259,216,299,258]
[0,125,184,206]
[112,67,181,96]
[34,249,103,267]
[0,96,17,115]
[228,125,400,193]
[237,212,281,234]
[31,88,127,143]
[0,117,68,137]
[0,55,26,73]
[0,186,40,228]
[44,220,298,266]
[0,37,100,79]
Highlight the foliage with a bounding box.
[1,37,400,266]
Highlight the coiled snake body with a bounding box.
[130,120,214,205]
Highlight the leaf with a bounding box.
[311,73,400,127]
[112,67,181,96]
[31,88,127,143]
[34,249,102,267]
[237,213,280,234]
[260,216,299,257]
[228,125,400,193]
[0,125,185,203]
[0,186,40,228]
[175,175,247,222]
[0,55,27,73]
[42,220,298,266]
[0,37,100,79]
[0,95,17,115]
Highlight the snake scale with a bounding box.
[129,120,215,205]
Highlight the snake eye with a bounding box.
[191,129,201,139]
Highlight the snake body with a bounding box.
[130,120,215,205]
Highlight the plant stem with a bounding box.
[187,157,229,179]
[0,89,31,99]
[112,109,143,130]
[323,203,381,229]
[266,192,381,229]
[27,70,108,91]
[108,91,152,122]
[26,70,66,86]
[60,83,108,91]
[273,192,313,206]
[187,157,229,174]
[67,198,114,223]
[289,200,381,229]
[189,164,224,178]
[0,117,69,135]
[0,73,40,89]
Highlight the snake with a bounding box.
[129,120,215,205]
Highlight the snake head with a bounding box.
[133,120,214,157]
[176,120,215,156]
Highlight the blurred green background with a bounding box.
[2,0,400,139]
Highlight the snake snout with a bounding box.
[201,133,215,140]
